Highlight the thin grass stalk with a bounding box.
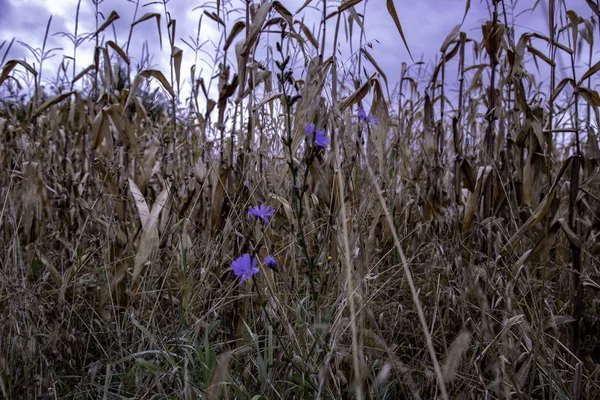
[357,142,449,400]
[71,0,82,91]
[275,24,319,312]
[566,4,583,361]
[162,0,177,147]
[319,0,327,63]
[333,118,363,400]
[36,17,53,111]
[95,0,106,97]
[483,0,500,258]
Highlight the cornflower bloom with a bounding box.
[264,255,277,270]
[248,204,275,225]
[306,124,328,148]
[231,253,259,284]
[358,108,379,125]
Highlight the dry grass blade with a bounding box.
[442,331,471,383]
[576,86,600,106]
[386,0,414,61]
[172,46,183,90]
[295,0,313,14]
[333,119,364,400]
[462,166,492,233]
[126,69,175,111]
[338,74,375,111]
[131,185,169,283]
[361,48,388,86]
[298,21,319,49]
[131,13,162,49]
[273,2,293,26]
[207,350,233,400]
[106,104,138,151]
[224,21,246,52]
[338,0,363,13]
[33,91,75,117]
[91,10,120,39]
[73,64,96,84]
[500,156,573,257]
[129,179,151,229]
[106,40,130,64]
[357,144,449,400]
[0,59,37,86]
[440,24,461,53]
[241,2,273,57]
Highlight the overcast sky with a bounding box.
[0,0,597,102]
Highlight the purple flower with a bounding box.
[248,204,275,225]
[231,253,259,284]
[306,124,328,148]
[264,255,277,269]
[358,108,378,125]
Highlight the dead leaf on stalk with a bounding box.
[462,166,492,233]
[33,91,75,117]
[0,60,37,86]
[500,156,573,257]
[130,183,169,283]
[576,86,600,106]
[106,40,129,64]
[131,13,162,49]
[338,74,376,111]
[125,69,175,111]
[91,108,112,152]
[442,331,471,383]
[386,0,414,61]
[224,21,246,52]
[91,10,120,39]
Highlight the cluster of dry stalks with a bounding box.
[0,0,599,398]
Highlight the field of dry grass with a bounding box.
[1,0,599,398]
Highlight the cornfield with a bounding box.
[0,0,599,398]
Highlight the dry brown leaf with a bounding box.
[338,74,376,112]
[442,331,471,383]
[0,59,37,87]
[132,186,169,283]
[527,45,555,66]
[558,218,582,249]
[106,40,129,64]
[172,46,183,91]
[131,13,162,49]
[241,2,273,57]
[91,108,112,152]
[338,0,362,13]
[576,86,600,106]
[224,21,246,52]
[523,152,533,207]
[440,24,461,53]
[106,104,138,151]
[207,350,233,400]
[273,1,293,26]
[298,21,319,49]
[361,48,388,86]
[125,69,175,111]
[462,165,492,233]
[33,91,75,117]
[91,10,120,39]
[386,0,414,61]
[129,179,151,229]
[550,78,575,103]
[500,156,573,257]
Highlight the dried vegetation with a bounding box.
[0,0,599,398]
